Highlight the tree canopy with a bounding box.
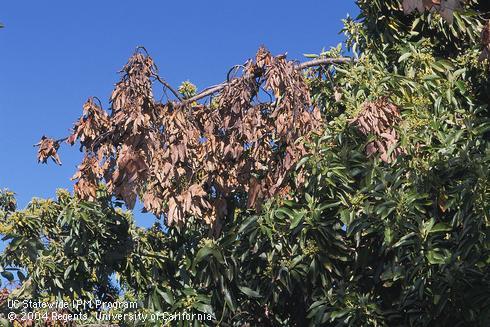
[1,0,489,326]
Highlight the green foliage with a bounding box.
[0,188,131,301]
[178,80,198,99]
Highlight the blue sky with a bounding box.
[0,1,359,228]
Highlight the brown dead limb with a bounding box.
[183,83,228,104]
[183,56,353,104]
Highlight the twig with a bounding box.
[153,74,183,102]
[33,136,68,147]
[226,64,246,82]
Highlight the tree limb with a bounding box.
[296,57,353,69]
[183,57,353,104]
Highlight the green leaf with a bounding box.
[1,271,14,282]
[64,265,73,279]
[426,249,451,265]
[290,210,305,230]
[156,288,175,305]
[192,302,214,314]
[54,278,63,289]
[330,309,349,320]
[398,52,412,62]
[275,207,295,219]
[17,271,26,282]
[295,156,310,170]
[317,201,341,211]
[429,223,452,234]
[393,232,416,248]
[223,287,236,312]
[238,286,262,298]
[194,246,224,265]
[238,215,257,234]
[384,226,393,246]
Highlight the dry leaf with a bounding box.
[36,136,62,165]
[479,20,490,62]
[55,47,324,229]
[350,98,405,163]
[402,0,463,23]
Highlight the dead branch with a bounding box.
[183,57,353,104]
[153,74,183,101]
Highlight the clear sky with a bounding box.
[0,1,359,228]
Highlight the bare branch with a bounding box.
[153,74,183,102]
[297,57,353,69]
[184,83,227,104]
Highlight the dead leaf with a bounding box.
[36,136,62,165]
[479,20,490,62]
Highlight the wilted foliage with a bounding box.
[350,97,404,162]
[36,136,61,165]
[39,47,324,229]
[67,97,110,148]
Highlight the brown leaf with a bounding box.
[49,47,325,231]
[351,98,404,163]
[403,0,463,23]
[247,178,262,209]
[36,136,62,165]
[479,20,490,62]
[69,98,110,148]
[72,156,101,201]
